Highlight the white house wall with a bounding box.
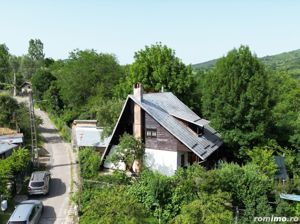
[145,148,178,176]
[103,145,126,171]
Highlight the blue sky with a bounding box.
[0,0,299,64]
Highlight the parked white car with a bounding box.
[28,171,51,195]
[7,200,43,224]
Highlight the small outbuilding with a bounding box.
[72,120,111,154]
[20,81,32,95]
[0,142,18,159]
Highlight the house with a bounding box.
[72,120,111,153]
[0,128,24,159]
[0,127,24,145]
[101,83,223,176]
[0,142,18,159]
[20,81,32,95]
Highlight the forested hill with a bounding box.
[193,49,300,80]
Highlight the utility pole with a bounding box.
[27,88,38,166]
[13,72,16,97]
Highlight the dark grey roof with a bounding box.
[130,93,222,160]
[142,92,209,127]
[0,142,18,154]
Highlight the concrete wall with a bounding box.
[144,148,178,176]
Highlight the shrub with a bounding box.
[78,147,100,179]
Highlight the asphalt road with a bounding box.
[14,104,74,224]
[14,96,77,224]
[32,108,73,224]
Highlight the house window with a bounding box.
[181,154,185,167]
[146,128,157,138]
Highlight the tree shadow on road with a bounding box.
[49,178,66,197]
[44,136,63,144]
[39,127,58,134]
[39,205,56,224]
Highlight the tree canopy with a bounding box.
[0,44,11,88]
[115,43,199,110]
[201,46,272,153]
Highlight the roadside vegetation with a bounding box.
[1,39,300,223]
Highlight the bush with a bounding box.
[0,148,31,198]
[80,186,147,224]
[78,148,100,179]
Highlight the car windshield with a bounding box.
[31,181,44,187]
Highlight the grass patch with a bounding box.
[48,113,71,142]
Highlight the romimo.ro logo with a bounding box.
[254,216,299,222]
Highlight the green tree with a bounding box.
[9,55,24,93]
[173,191,233,224]
[0,148,30,198]
[78,147,100,179]
[86,97,124,137]
[0,93,19,127]
[20,55,36,79]
[115,43,199,110]
[0,93,34,144]
[42,80,64,114]
[201,46,272,153]
[109,133,144,170]
[31,68,56,101]
[128,169,173,222]
[54,50,122,120]
[80,186,147,224]
[271,72,300,150]
[20,39,45,79]
[245,145,277,178]
[215,163,272,223]
[28,39,45,61]
[170,165,220,217]
[0,44,11,88]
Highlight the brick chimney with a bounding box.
[133,83,143,101]
[133,83,143,139]
[132,83,143,174]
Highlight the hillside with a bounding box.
[193,49,300,80]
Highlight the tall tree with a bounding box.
[28,39,45,61]
[271,72,300,150]
[0,93,19,127]
[0,44,11,88]
[115,43,198,111]
[54,50,122,121]
[201,46,272,153]
[21,39,45,79]
[31,68,56,101]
